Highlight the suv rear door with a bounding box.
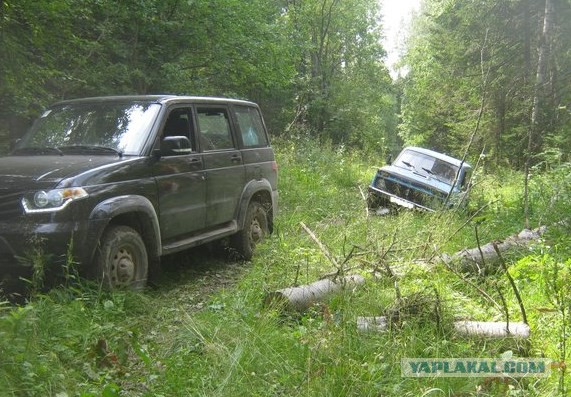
[233,105,276,186]
[196,105,245,228]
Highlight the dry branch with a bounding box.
[300,222,339,268]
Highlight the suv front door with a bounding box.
[153,106,206,242]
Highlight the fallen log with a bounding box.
[356,317,530,339]
[357,316,389,332]
[264,274,365,312]
[442,226,546,273]
[453,321,530,338]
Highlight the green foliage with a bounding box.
[0,0,397,154]
[399,0,571,168]
[282,0,397,152]
[0,288,161,396]
[0,0,300,141]
[1,0,571,389]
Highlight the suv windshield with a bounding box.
[15,102,161,156]
[395,148,458,185]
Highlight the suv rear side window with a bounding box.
[196,107,234,151]
[235,106,268,148]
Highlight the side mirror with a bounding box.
[159,136,192,156]
[385,153,392,165]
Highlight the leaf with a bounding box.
[102,383,121,397]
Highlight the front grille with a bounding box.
[384,178,446,208]
[0,190,24,219]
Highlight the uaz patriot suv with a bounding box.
[368,146,471,212]
[0,95,278,289]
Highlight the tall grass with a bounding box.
[0,135,569,396]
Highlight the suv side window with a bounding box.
[196,107,234,151]
[161,107,196,154]
[235,106,268,148]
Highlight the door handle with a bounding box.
[230,154,242,163]
[187,158,203,171]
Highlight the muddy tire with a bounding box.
[95,225,148,290]
[232,201,268,261]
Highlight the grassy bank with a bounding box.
[1,137,570,396]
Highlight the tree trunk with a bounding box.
[525,0,555,228]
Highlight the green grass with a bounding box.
[1,136,570,396]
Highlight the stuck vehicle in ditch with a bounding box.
[368,146,471,212]
[0,95,278,290]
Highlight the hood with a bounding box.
[380,164,457,194]
[0,155,125,189]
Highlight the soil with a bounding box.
[148,243,250,313]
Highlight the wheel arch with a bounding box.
[236,179,274,233]
[85,195,162,271]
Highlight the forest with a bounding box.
[1,0,571,396]
[1,0,570,165]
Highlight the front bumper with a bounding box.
[368,185,435,212]
[0,218,96,284]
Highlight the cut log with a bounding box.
[453,321,530,338]
[264,274,365,312]
[357,316,389,332]
[442,226,546,273]
[356,318,530,339]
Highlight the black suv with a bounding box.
[0,95,278,289]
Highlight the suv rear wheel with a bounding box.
[95,225,148,289]
[232,201,268,260]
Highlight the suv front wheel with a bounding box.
[232,201,269,260]
[95,225,148,289]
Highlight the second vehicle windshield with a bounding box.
[396,149,458,185]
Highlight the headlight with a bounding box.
[22,187,89,213]
[375,177,386,189]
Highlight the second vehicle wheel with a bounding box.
[95,225,148,290]
[232,201,269,260]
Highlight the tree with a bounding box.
[282,0,396,152]
[399,0,571,167]
[525,0,555,228]
[0,0,298,141]
[0,0,400,152]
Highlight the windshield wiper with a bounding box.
[12,147,64,156]
[423,167,450,184]
[58,145,123,157]
[401,161,416,170]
